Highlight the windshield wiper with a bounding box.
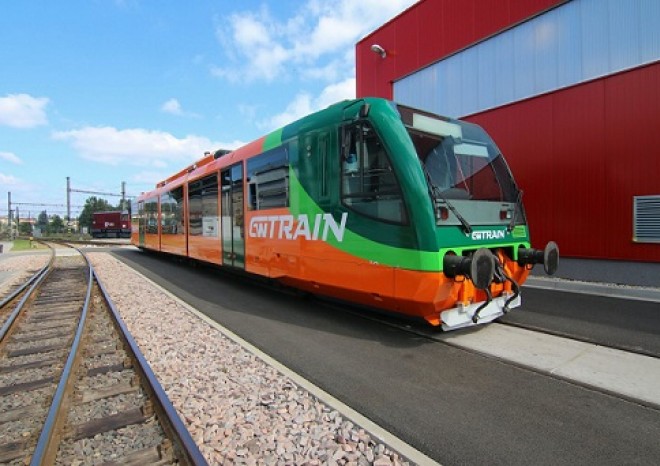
[507,189,523,232]
[422,164,473,235]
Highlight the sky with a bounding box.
[1,0,417,220]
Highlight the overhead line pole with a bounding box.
[7,192,11,240]
[67,176,71,222]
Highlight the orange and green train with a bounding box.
[132,97,558,330]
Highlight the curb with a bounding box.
[524,276,660,303]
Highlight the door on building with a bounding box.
[221,163,245,268]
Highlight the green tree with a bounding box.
[50,215,64,234]
[36,210,49,235]
[19,221,32,236]
[117,198,131,212]
[78,197,114,230]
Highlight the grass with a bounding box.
[11,239,48,251]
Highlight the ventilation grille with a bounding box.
[633,195,660,243]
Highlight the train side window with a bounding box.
[133,201,141,230]
[319,134,328,198]
[341,122,407,224]
[145,197,158,234]
[188,174,219,237]
[161,186,185,235]
[247,146,289,210]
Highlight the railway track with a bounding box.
[0,245,207,465]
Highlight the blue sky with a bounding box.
[1,0,416,219]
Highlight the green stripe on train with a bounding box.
[289,169,442,272]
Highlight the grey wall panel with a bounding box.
[393,0,660,117]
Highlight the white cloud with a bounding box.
[161,98,183,115]
[0,151,22,164]
[52,126,245,167]
[260,77,355,130]
[0,173,20,186]
[316,77,356,108]
[131,170,170,187]
[160,98,200,118]
[213,0,417,83]
[0,94,50,128]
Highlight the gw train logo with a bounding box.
[249,213,348,242]
[471,230,506,241]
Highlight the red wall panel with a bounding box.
[415,0,444,67]
[357,0,660,262]
[356,0,565,99]
[468,63,660,262]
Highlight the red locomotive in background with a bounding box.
[91,211,131,238]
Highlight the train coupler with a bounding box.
[518,241,559,275]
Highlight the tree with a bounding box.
[19,221,32,236]
[117,198,131,212]
[50,215,64,234]
[36,210,49,234]
[78,197,114,230]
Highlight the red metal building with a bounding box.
[356,0,660,262]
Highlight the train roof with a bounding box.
[140,97,460,201]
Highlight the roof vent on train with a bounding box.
[214,149,232,159]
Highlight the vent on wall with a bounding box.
[633,195,660,243]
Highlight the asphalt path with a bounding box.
[500,287,660,357]
[111,248,660,466]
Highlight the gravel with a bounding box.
[88,252,412,465]
[56,422,164,463]
[0,253,49,298]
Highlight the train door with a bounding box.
[221,163,245,268]
[137,201,145,246]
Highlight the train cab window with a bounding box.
[341,122,407,224]
[247,146,289,210]
[161,186,185,235]
[188,174,219,237]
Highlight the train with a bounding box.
[131,98,558,330]
[92,211,131,238]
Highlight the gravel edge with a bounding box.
[88,252,428,466]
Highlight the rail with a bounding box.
[0,242,208,464]
[0,243,54,311]
[30,246,93,465]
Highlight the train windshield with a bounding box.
[400,108,519,203]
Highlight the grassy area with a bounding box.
[11,239,48,251]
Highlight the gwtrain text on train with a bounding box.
[131,98,558,330]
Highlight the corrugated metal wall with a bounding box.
[468,62,660,261]
[393,0,660,119]
[356,0,660,262]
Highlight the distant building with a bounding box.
[357,0,660,262]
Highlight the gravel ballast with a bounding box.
[88,253,415,465]
[0,253,49,298]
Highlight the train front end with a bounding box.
[396,104,558,330]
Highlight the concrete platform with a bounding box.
[441,323,660,408]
